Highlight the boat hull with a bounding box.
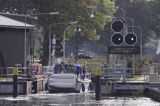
[48,81,92,93]
[47,74,93,93]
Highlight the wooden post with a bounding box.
[106,79,108,95]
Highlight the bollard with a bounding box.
[95,67,101,100]
[13,68,18,98]
[106,79,108,95]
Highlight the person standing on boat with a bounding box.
[75,62,82,77]
[82,62,87,78]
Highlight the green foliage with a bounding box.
[135,56,147,69]
[0,0,116,65]
[120,0,160,51]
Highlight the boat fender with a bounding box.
[81,83,85,92]
[89,82,94,91]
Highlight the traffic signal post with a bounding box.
[54,34,63,58]
[109,19,139,54]
[50,34,63,65]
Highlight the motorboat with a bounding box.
[47,63,93,93]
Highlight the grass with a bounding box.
[127,75,141,81]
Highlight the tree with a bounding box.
[116,0,160,53]
[33,0,116,65]
[0,0,116,65]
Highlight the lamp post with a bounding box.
[63,23,81,61]
[0,12,59,67]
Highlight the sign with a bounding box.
[108,46,140,54]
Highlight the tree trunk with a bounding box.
[42,31,49,66]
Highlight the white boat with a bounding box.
[48,73,93,93]
[47,64,93,93]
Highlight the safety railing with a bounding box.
[42,66,54,75]
[84,72,91,80]
[101,67,150,83]
[0,67,13,82]
[0,66,45,82]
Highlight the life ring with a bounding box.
[88,82,94,91]
[81,83,85,92]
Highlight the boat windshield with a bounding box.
[54,64,75,74]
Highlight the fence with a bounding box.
[101,67,150,83]
[0,66,49,82]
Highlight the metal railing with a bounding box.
[0,67,13,82]
[100,66,160,89]
[0,66,44,82]
[100,67,150,85]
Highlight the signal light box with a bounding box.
[111,20,124,32]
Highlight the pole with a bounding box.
[49,23,66,65]
[106,79,108,95]
[95,67,101,100]
[63,25,73,61]
[24,16,27,67]
[139,27,142,58]
[49,25,52,65]
[50,22,76,63]
[63,30,66,61]
[128,26,143,73]
[13,68,18,98]
[133,26,142,58]
[50,22,77,63]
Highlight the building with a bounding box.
[0,15,35,67]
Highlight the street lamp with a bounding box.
[0,12,59,17]
[0,12,59,67]
[63,23,81,61]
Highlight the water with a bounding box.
[0,92,159,106]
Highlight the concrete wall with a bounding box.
[0,81,32,95]
[144,88,160,102]
[0,27,32,67]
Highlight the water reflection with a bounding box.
[0,92,159,106]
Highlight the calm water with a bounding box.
[0,92,160,106]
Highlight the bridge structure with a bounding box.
[100,66,160,95]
